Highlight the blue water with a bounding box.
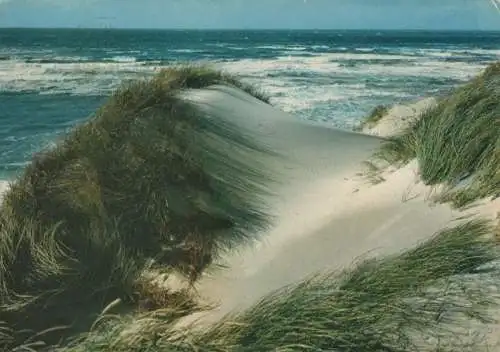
[1,29,500,178]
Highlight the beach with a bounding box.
[0,30,499,352]
[174,87,500,329]
[1,75,499,349]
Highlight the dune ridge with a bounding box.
[175,86,499,326]
[361,97,437,137]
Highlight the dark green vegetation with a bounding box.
[375,62,500,208]
[57,219,500,351]
[0,66,273,350]
[356,104,389,130]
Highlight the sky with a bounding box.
[0,0,499,30]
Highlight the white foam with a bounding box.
[400,47,500,59]
[0,48,496,129]
[218,53,415,77]
[0,59,159,95]
[311,45,330,50]
[1,47,494,97]
[355,48,376,53]
[255,45,288,50]
[215,52,486,122]
[109,56,137,63]
[170,49,205,54]
[219,52,486,80]
[0,180,9,204]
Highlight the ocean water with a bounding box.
[1,28,500,178]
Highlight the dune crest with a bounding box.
[173,87,498,327]
[362,97,437,137]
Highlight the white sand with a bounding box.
[362,97,437,137]
[180,87,498,328]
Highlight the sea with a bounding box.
[1,29,500,179]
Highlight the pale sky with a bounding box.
[0,0,499,30]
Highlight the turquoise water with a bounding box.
[1,29,500,178]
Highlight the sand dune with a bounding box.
[0,85,497,347]
[1,86,491,326]
[362,97,437,137]
[185,85,382,185]
[177,87,498,326]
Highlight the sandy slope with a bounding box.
[180,87,498,327]
[362,97,437,137]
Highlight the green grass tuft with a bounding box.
[0,65,274,349]
[356,104,389,131]
[374,62,500,207]
[153,65,271,104]
[54,219,500,352]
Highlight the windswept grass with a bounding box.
[0,65,274,348]
[153,65,271,104]
[355,104,389,131]
[375,62,500,207]
[55,219,500,352]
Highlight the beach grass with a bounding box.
[0,65,273,349]
[53,219,500,352]
[355,104,389,131]
[375,62,500,207]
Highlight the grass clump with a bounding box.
[356,104,389,131]
[375,62,500,207]
[360,160,386,185]
[0,65,273,348]
[132,276,199,313]
[56,219,500,352]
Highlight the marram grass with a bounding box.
[53,219,500,352]
[355,104,389,131]
[374,62,500,207]
[0,65,274,348]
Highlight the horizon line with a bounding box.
[1,27,500,32]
